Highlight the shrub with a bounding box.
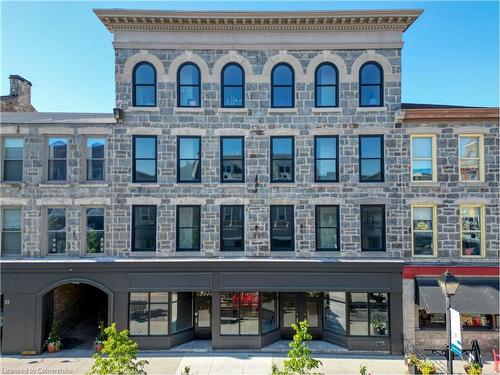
[87,323,148,375]
[272,320,322,375]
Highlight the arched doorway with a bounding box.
[40,281,110,351]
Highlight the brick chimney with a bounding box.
[1,75,36,112]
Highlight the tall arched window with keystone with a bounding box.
[359,62,383,107]
[271,63,294,108]
[178,63,201,107]
[221,63,244,108]
[315,63,338,107]
[132,62,157,107]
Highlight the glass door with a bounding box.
[280,292,323,339]
[194,292,211,338]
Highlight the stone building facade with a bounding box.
[0,9,498,355]
[0,75,36,112]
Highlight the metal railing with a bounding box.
[403,335,449,375]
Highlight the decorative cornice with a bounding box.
[94,9,422,33]
[403,108,500,122]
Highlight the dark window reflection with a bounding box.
[271,205,294,251]
[316,206,339,251]
[222,64,244,107]
[132,205,156,252]
[178,137,201,183]
[271,64,294,108]
[360,62,383,107]
[133,62,156,107]
[177,206,200,251]
[133,136,156,182]
[48,138,67,181]
[221,137,244,182]
[359,135,384,182]
[178,63,201,107]
[3,138,23,182]
[361,205,385,251]
[315,136,338,182]
[47,208,66,253]
[271,137,294,182]
[221,205,244,251]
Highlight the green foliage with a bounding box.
[181,366,191,375]
[94,321,106,345]
[417,358,436,375]
[465,362,482,375]
[44,320,62,350]
[359,364,368,375]
[272,320,322,375]
[88,323,148,375]
[404,353,419,366]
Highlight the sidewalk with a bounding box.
[0,352,496,375]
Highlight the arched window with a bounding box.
[271,63,294,108]
[315,63,338,107]
[133,62,156,107]
[177,63,201,107]
[221,63,244,108]
[359,62,383,107]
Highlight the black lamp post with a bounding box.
[438,270,460,375]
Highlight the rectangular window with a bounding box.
[171,292,194,333]
[261,292,278,333]
[314,136,338,182]
[86,208,104,253]
[177,206,201,251]
[324,292,346,334]
[348,292,389,336]
[419,310,496,330]
[270,205,294,251]
[221,136,244,183]
[459,135,483,181]
[412,205,437,256]
[133,136,157,183]
[86,138,106,181]
[360,205,385,251]
[359,135,384,182]
[411,135,436,182]
[1,208,22,256]
[220,292,259,335]
[132,205,156,252]
[47,137,67,181]
[315,205,339,251]
[47,208,66,254]
[2,138,23,182]
[460,205,484,257]
[129,292,169,336]
[270,136,294,183]
[178,136,201,183]
[220,205,244,251]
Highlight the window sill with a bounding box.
[268,183,296,188]
[0,181,25,187]
[39,182,71,188]
[409,181,439,187]
[356,106,387,112]
[217,108,248,114]
[174,107,204,114]
[458,181,487,185]
[312,107,342,114]
[128,183,160,188]
[216,183,247,188]
[174,182,203,187]
[126,106,160,112]
[267,108,298,114]
[129,251,158,257]
[79,182,109,188]
[313,182,340,187]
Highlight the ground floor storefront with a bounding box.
[0,259,403,354]
[402,265,500,354]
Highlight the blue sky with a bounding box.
[1,1,499,112]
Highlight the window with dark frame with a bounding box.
[270,205,294,251]
[314,136,338,182]
[315,205,340,251]
[2,138,23,182]
[132,205,156,252]
[221,136,244,183]
[86,138,106,181]
[348,292,389,336]
[133,62,157,107]
[176,205,201,251]
[132,136,157,183]
[359,135,384,182]
[360,205,385,252]
[47,208,66,254]
[271,63,294,108]
[315,63,338,107]
[220,292,259,335]
[129,292,169,336]
[1,208,22,256]
[359,62,383,107]
[220,205,244,251]
[419,310,497,331]
[47,137,67,181]
[271,136,294,183]
[178,136,201,183]
[221,63,244,108]
[178,63,201,107]
[86,207,104,254]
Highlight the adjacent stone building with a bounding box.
[0,9,498,355]
[0,75,36,112]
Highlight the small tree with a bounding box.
[88,323,148,375]
[272,320,322,375]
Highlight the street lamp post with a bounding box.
[438,270,460,375]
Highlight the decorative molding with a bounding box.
[94,9,422,33]
[0,197,28,206]
[77,127,113,135]
[404,108,500,122]
[126,127,162,135]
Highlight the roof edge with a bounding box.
[403,107,500,122]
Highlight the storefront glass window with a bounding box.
[324,292,346,334]
[171,292,193,333]
[419,310,496,330]
[261,292,278,333]
[348,292,389,336]
[220,292,259,335]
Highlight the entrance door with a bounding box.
[194,293,211,338]
[280,292,322,339]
